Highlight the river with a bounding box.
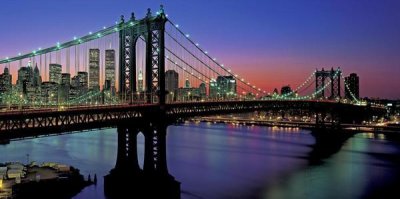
[1,122,399,199]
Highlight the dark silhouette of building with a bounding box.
[281,85,293,96]
[165,70,179,102]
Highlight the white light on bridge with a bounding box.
[195,43,199,46]
[89,32,93,35]
[103,26,106,29]
[74,36,77,40]
[185,34,190,38]
[18,53,21,56]
[175,24,179,28]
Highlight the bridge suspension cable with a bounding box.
[162,34,258,96]
[166,20,266,96]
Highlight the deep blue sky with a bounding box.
[1,0,399,98]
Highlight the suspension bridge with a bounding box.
[0,6,386,198]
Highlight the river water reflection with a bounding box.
[0,122,399,199]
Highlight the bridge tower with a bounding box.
[315,68,341,99]
[118,6,167,105]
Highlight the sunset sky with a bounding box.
[0,0,399,99]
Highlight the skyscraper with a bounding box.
[105,49,115,92]
[209,79,218,99]
[165,70,179,102]
[89,49,100,91]
[165,70,179,92]
[49,63,62,84]
[59,73,71,103]
[199,82,207,100]
[41,82,58,104]
[33,64,42,87]
[345,73,359,100]
[78,71,88,92]
[138,70,144,92]
[216,75,237,99]
[0,67,12,103]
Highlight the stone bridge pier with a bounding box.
[104,109,180,199]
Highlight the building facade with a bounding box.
[49,64,62,84]
[89,49,100,91]
[165,70,179,102]
[105,49,115,94]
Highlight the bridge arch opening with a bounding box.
[137,131,145,169]
[134,35,146,103]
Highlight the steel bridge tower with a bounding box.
[315,68,341,99]
[118,7,167,105]
[107,6,180,198]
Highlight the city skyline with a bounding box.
[0,0,399,99]
[0,3,398,199]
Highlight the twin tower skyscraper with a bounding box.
[89,48,116,92]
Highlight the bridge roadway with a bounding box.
[0,100,385,142]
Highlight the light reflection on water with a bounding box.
[0,123,399,199]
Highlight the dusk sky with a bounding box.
[0,0,399,99]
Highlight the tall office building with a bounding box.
[216,75,237,99]
[78,71,88,92]
[49,64,62,84]
[138,70,144,92]
[0,67,12,103]
[345,73,359,100]
[209,79,218,99]
[41,82,58,104]
[105,49,115,92]
[69,75,81,101]
[199,82,207,100]
[165,70,179,92]
[59,73,71,103]
[33,64,42,87]
[16,62,40,101]
[0,67,12,92]
[165,70,179,102]
[89,49,100,91]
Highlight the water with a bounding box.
[1,123,399,199]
